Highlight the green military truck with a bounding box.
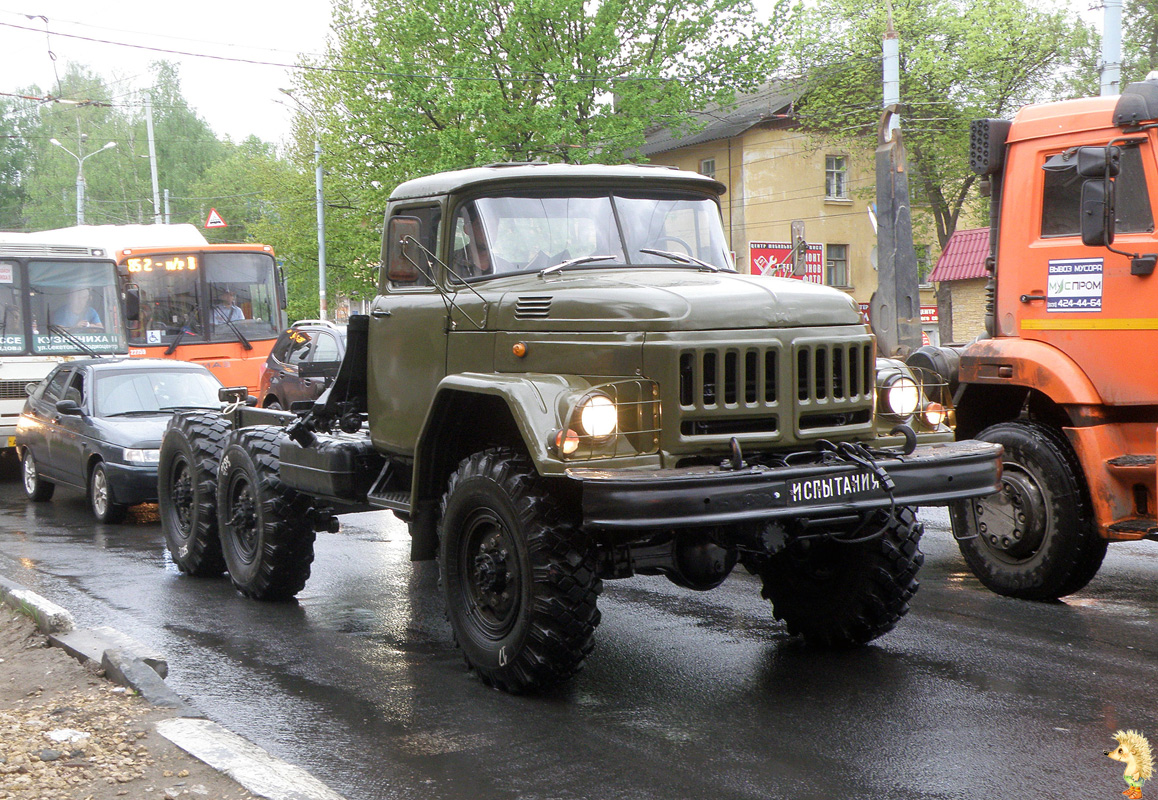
[158,163,1002,693]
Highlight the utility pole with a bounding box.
[869,4,922,356]
[145,94,163,224]
[279,88,328,320]
[1101,0,1122,97]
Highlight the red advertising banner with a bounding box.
[750,242,823,283]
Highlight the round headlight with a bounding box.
[579,394,617,439]
[884,376,920,417]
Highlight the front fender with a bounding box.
[416,373,660,479]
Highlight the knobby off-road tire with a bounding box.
[21,449,54,501]
[758,507,924,647]
[217,426,315,600]
[88,462,128,523]
[950,420,1106,600]
[159,412,230,576]
[439,448,602,693]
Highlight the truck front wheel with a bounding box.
[159,412,230,576]
[950,420,1105,600]
[439,449,601,693]
[217,427,316,600]
[758,507,924,647]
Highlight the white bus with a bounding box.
[0,242,127,446]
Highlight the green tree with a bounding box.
[782,0,1095,248]
[1124,0,1158,83]
[0,97,33,229]
[298,0,780,193]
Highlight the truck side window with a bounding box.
[381,205,441,290]
[1042,146,1155,237]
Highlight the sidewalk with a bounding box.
[0,578,347,800]
[1,608,254,800]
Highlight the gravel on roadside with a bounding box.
[0,609,255,800]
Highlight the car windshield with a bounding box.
[450,191,732,279]
[94,370,221,416]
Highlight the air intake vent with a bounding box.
[515,296,552,319]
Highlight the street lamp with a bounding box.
[279,88,328,321]
[49,136,116,226]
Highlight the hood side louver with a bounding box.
[515,296,552,319]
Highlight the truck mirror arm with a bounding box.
[401,235,488,330]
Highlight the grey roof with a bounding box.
[390,162,726,201]
[640,83,802,157]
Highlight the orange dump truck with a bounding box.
[910,75,1158,600]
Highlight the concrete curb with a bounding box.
[0,574,348,800]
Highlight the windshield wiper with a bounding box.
[540,255,617,276]
[638,248,722,272]
[164,307,201,355]
[214,313,253,351]
[49,325,100,358]
[159,405,219,411]
[105,409,166,417]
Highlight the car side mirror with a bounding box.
[1081,178,1116,247]
[55,399,82,416]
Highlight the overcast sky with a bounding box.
[0,0,1111,146]
[0,0,333,143]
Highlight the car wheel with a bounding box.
[89,462,128,523]
[21,449,54,502]
[217,426,315,600]
[950,420,1106,600]
[159,412,230,576]
[264,400,283,411]
[439,448,602,693]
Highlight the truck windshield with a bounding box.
[454,191,731,278]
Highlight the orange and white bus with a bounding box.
[119,243,287,394]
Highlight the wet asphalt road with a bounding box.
[0,455,1156,800]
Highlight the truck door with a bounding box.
[368,204,445,456]
[999,135,1158,405]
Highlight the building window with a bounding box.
[825,155,848,200]
[916,244,932,286]
[700,158,716,179]
[826,244,849,287]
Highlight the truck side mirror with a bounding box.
[385,217,423,283]
[1076,145,1121,178]
[1081,178,1116,247]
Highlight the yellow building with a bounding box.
[641,84,942,345]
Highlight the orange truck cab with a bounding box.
[910,75,1158,600]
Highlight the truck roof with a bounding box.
[389,162,727,202]
[1009,77,1158,144]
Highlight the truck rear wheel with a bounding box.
[950,420,1106,600]
[159,412,230,576]
[217,426,316,600]
[439,448,601,693]
[758,507,924,647]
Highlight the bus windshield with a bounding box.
[16,259,126,355]
[126,251,281,346]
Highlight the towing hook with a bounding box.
[720,437,745,471]
[889,423,918,455]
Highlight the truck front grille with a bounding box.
[673,334,874,444]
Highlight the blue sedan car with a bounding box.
[16,358,223,522]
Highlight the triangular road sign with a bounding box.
[205,208,228,228]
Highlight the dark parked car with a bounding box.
[16,358,223,522]
[257,320,347,410]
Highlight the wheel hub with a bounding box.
[972,464,1046,559]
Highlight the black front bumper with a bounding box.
[569,440,1003,532]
